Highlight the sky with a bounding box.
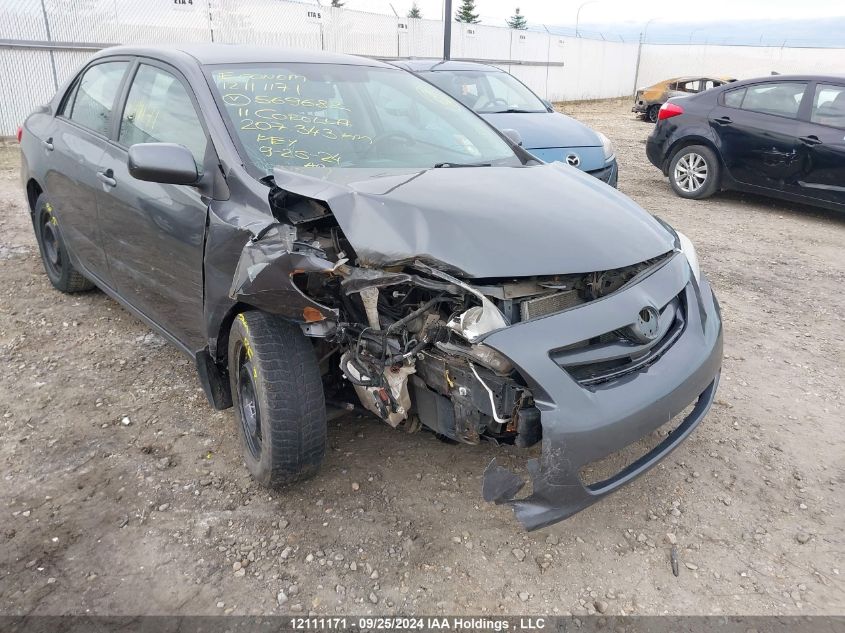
[338,0,845,24]
[321,0,845,46]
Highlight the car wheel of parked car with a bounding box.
[228,310,326,487]
[647,104,661,123]
[34,194,95,293]
[669,145,720,199]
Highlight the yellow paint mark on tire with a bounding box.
[237,313,258,379]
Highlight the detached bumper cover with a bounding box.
[480,253,723,530]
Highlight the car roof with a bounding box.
[391,59,503,73]
[91,44,394,68]
[726,73,845,85]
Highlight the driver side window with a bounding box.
[118,64,208,170]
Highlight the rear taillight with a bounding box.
[658,103,684,121]
[16,126,23,143]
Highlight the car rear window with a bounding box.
[810,84,845,129]
[723,87,746,108]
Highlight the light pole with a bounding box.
[575,0,598,38]
[633,18,658,95]
[443,0,452,60]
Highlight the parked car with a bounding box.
[393,59,618,187]
[634,76,736,123]
[19,45,722,530]
[646,75,845,212]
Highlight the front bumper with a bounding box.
[587,159,618,188]
[479,252,723,530]
[528,147,617,188]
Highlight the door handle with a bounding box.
[42,137,54,151]
[714,116,732,126]
[97,169,116,187]
[799,135,822,146]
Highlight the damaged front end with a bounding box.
[226,168,722,530]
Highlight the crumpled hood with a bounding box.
[482,111,601,149]
[272,162,674,278]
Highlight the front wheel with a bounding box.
[668,145,721,200]
[228,310,326,487]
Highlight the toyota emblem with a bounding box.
[627,306,661,344]
[566,153,581,167]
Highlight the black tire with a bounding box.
[228,310,326,487]
[647,104,661,123]
[33,194,95,293]
[668,144,721,200]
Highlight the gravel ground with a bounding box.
[0,98,843,617]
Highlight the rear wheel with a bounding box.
[668,144,720,200]
[228,310,326,487]
[647,104,661,123]
[33,195,94,293]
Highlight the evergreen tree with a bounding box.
[407,2,421,18]
[330,0,344,7]
[507,7,527,30]
[455,0,480,24]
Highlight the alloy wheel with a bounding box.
[674,152,708,193]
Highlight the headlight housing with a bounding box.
[597,132,615,163]
[676,231,701,283]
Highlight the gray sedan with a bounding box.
[19,45,720,530]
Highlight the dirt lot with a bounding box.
[1,98,842,617]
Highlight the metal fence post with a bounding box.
[38,0,58,90]
[207,0,215,42]
[543,24,551,101]
[632,32,643,95]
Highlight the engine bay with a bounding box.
[248,184,670,447]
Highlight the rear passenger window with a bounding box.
[740,82,807,118]
[810,84,845,129]
[723,88,746,108]
[118,64,208,170]
[67,61,129,136]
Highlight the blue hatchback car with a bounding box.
[393,59,618,187]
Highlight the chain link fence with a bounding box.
[0,0,641,135]
[4,0,843,136]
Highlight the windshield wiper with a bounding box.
[487,108,539,114]
[432,161,492,168]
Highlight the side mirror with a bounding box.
[502,128,523,146]
[128,143,198,185]
[542,99,554,111]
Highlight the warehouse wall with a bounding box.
[637,43,845,87]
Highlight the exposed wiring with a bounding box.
[469,363,510,424]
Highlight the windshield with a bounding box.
[423,70,547,114]
[207,63,520,175]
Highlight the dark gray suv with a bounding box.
[19,45,722,530]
